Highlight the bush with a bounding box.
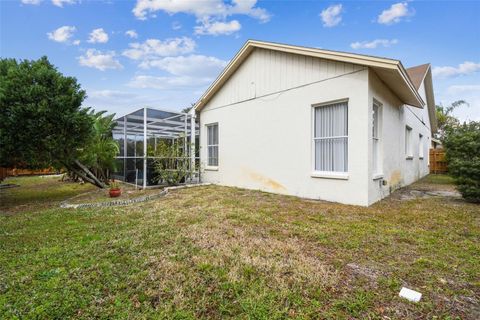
[151,138,192,186]
[442,121,480,202]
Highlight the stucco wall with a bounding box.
[367,70,432,204]
[200,48,371,206]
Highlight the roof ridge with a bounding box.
[246,39,400,64]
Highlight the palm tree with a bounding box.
[63,111,119,188]
[79,111,119,183]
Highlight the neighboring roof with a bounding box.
[195,40,425,112]
[406,63,430,90]
[407,64,438,133]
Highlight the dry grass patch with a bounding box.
[187,223,339,289]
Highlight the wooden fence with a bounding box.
[0,167,7,182]
[0,167,57,179]
[429,148,448,174]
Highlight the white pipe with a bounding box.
[143,107,147,189]
[135,168,138,190]
[189,109,196,182]
[123,116,127,181]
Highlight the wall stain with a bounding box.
[389,170,403,193]
[241,167,287,192]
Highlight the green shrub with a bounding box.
[443,121,480,203]
[151,138,192,186]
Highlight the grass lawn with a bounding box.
[1,175,479,319]
[0,175,95,215]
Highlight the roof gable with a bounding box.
[195,40,425,112]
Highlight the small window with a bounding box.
[419,134,424,159]
[405,126,413,159]
[313,101,348,173]
[372,101,381,174]
[207,123,218,167]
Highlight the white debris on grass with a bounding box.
[399,287,422,302]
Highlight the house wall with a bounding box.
[199,48,372,206]
[367,70,432,204]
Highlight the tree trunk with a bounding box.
[62,161,107,189]
[65,164,99,187]
[73,159,107,188]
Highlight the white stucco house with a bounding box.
[194,40,436,206]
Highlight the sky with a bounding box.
[1,0,479,121]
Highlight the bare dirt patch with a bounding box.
[390,175,462,201]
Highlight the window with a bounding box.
[313,101,348,173]
[207,123,218,167]
[372,101,381,174]
[419,134,424,159]
[405,126,413,159]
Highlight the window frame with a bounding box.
[405,125,413,159]
[419,133,424,159]
[206,123,219,169]
[372,99,383,178]
[311,99,349,180]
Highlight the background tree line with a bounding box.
[436,101,479,203]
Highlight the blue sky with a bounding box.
[1,0,479,120]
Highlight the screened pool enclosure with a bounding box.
[112,107,199,188]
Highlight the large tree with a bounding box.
[0,56,115,188]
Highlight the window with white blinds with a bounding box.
[372,101,381,174]
[313,101,348,173]
[207,123,218,166]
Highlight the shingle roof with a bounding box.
[406,63,430,90]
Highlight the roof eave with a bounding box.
[397,62,426,108]
[424,67,438,133]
